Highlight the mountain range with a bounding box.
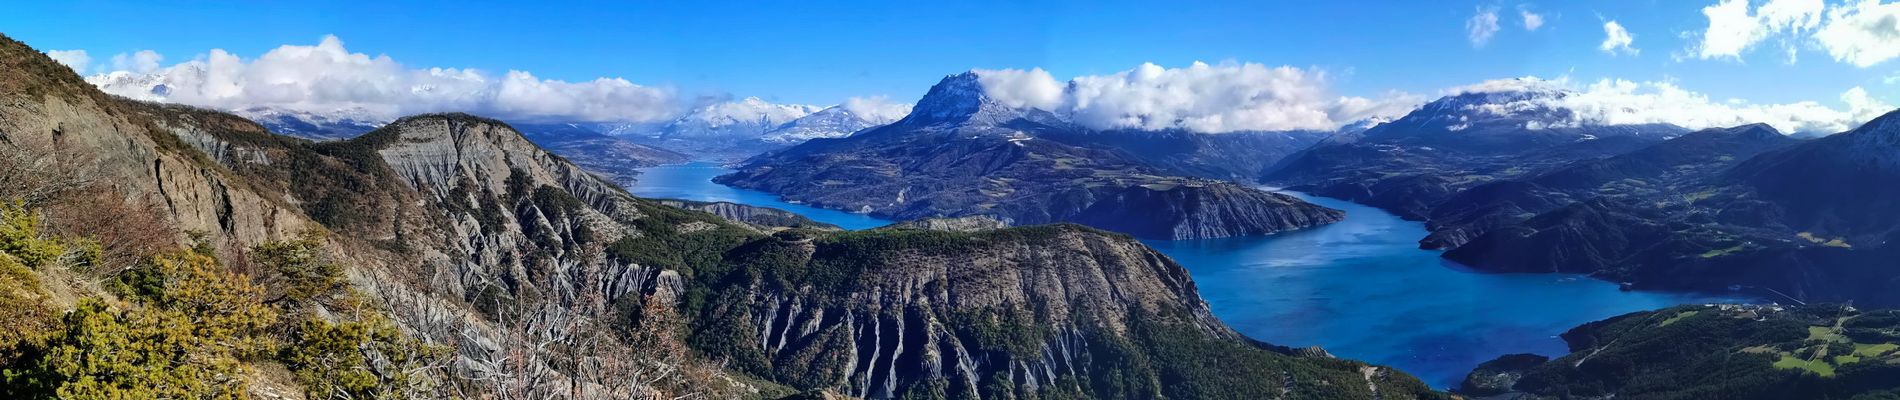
[16,31,1900,399]
[717,72,1345,240]
[0,35,1442,399]
[611,97,909,160]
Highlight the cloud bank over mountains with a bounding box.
[47,31,1893,136]
[79,35,682,123]
[1452,77,1890,134]
[974,62,1425,133]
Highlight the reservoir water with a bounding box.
[626,163,894,230]
[627,162,1747,389]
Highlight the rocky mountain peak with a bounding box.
[898,71,1031,127]
[1377,88,1579,135]
[760,105,880,143]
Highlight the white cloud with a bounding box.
[1840,86,1896,122]
[1815,0,1900,67]
[972,68,1065,110]
[1520,7,1546,31]
[1692,0,1833,62]
[110,50,163,73]
[841,96,913,123]
[1455,76,1886,134]
[83,35,680,123]
[1601,21,1640,55]
[44,50,89,73]
[978,62,1422,133]
[1468,6,1502,47]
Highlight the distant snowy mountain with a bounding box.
[85,69,185,101]
[83,71,903,158]
[759,105,906,143]
[598,97,914,160]
[230,107,390,141]
[87,70,392,141]
[634,97,822,139]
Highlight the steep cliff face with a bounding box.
[878,216,1010,232]
[689,225,1439,399]
[0,37,311,253]
[657,199,840,230]
[1071,183,1343,240]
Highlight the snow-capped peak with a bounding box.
[651,97,823,138]
[230,106,391,141]
[86,69,189,102]
[899,71,1038,127]
[759,105,907,143]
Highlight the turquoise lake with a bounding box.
[627,162,1749,389]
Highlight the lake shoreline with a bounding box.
[629,162,1755,389]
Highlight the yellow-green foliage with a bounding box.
[247,230,344,306]
[0,202,64,269]
[0,204,445,399]
[0,203,61,369]
[1797,232,1853,248]
[3,251,275,399]
[1659,310,1700,326]
[249,232,448,399]
[282,314,447,399]
[1773,354,1837,377]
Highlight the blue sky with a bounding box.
[4,0,1895,122]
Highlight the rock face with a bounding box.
[692,225,1439,399]
[718,72,1344,241]
[656,199,839,230]
[1069,183,1343,240]
[878,216,1009,232]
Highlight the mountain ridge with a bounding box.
[2,35,1440,399]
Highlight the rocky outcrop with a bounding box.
[877,216,1009,232]
[657,199,838,230]
[0,36,311,254]
[1071,182,1344,240]
[693,225,1440,399]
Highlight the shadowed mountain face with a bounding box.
[1263,89,1686,220]
[0,35,1441,399]
[1435,112,1900,306]
[1253,82,1900,306]
[717,72,1345,240]
[1421,123,1802,249]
